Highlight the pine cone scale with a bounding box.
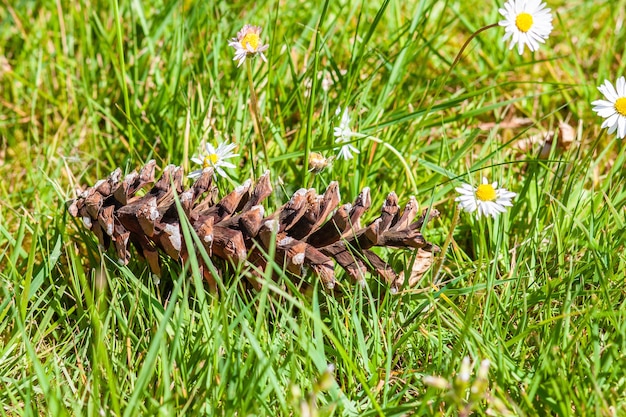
[68,161,439,292]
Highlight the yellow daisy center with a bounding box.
[615,97,626,116]
[476,184,497,202]
[203,153,219,168]
[241,33,260,51]
[515,12,533,33]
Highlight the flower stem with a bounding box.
[246,59,271,175]
[112,0,134,153]
[432,205,460,286]
[351,132,418,193]
[449,23,499,76]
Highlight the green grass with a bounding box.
[2,0,626,415]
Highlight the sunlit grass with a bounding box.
[2,0,626,415]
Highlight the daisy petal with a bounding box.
[592,77,626,140]
[498,0,553,55]
[456,177,516,219]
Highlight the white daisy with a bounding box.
[308,152,332,173]
[591,76,626,139]
[455,177,516,218]
[333,107,360,160]
[189,142,239,179]
[498,0,553,55]
[228,24,269,67]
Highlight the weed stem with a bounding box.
[246,59,271,176]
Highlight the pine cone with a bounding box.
[68,161,439,292]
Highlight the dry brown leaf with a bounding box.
[478,117,533,130]
[557,122,576,149]
[408,248,435,287]
[515,132,553,158]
